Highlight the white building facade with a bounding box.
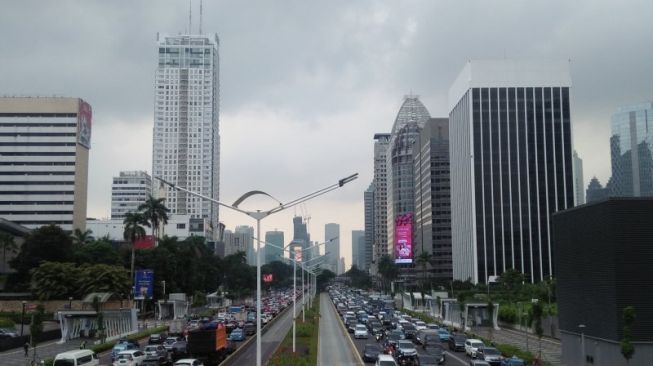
[152,33,220,239]
[111,171,152,220]
[0,97,91,231]
[86,214,210,241]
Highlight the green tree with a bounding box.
[138,195,170,242]
[531,300,544,360]
[222,251,256,300]
[71,228,94,246]
[30,304,44,347]
[72,240,120,265]
[9,225,73,289]
[498,268,526,300]
[316,269,336,291]
[378,255,398,293]
[123,212,147,287]
[30,262,79,300]
[345,265,372,289]
[0,232,18,273]
[416,251,431,291]
[621,306,636,364]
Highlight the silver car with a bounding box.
[144,344,169,362]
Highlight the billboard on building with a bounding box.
[263,274,273,283]
[133,269,154,299]
[394,213,413,264]
[294,246,302,263]
[77,100,92,149]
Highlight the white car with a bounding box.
[414,321,427,330]
[174,359,204,366]
[376,354,398,366]
[112,350,146,366]
[354,324,369,339]
[465,339,486,358]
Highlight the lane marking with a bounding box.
[328,295,365,365]
[445,350,470,366]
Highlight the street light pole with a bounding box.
[157,173,358,366]
[579,324,586,365]
[292,252,297,352]
[20,301,26,336]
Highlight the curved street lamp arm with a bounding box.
[154,176,250,215]
[232,190,282,208]
[268,173,358,215]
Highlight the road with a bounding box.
[318,293,363,366]
[221,297,303,365]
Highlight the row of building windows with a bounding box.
[0,201,73,205]
[0,210,73,215]
[0,152,75,156]
[0,181,74,185]
[0,162,75,166]
[0,191,73,195]
[0,113,76,118]
[0,122,77,127]
[0,142,76,146]
[0,171,75,176]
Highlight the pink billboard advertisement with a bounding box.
[394,213,413,264]
[77,100,92,148]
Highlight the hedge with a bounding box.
[90,325,169,354]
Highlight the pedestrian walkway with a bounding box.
[472,326,561,365]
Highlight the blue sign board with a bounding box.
[134,269,154,299]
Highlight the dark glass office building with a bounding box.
[449,60,574,283]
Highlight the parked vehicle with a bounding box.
[0,328,18,338]
[53,350,100,366]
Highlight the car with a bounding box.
[111,342,139,362]
[348,321,359,334]
[112,350,146,366]
[376,354,398,366]
[501,356,526,366]
[414,321,427,330]
[415,329,438,345]
[354,324,369,339]
[170,340,188,361]
[469,361,491,366]
[53,349,100,366]
[141,356,167,366]
[228,328,245,341]
[163,336,183,351]
[148,333,165,345]
[395,340,418,358]
[363,343,382,362]
[465,339,486,358]
[418,354,440,366]
[423,343,446,364]
[173,359,205,366]
[476,347,503,366]
[448,334,467,351]
[0,328,18,338]
[144,345,168,363]
[436,328,450,342]
[426,323,439,330]
[402,323,417,339]
[243,322,256,336]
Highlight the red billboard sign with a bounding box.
[134,235,155,249]
[294,247,302,263]
[394,213,413,264]
[263,274,273,283]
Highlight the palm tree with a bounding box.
[123,212,147,289]
[378,254,398,294]
[138,195,170,243]
[416,251,432,291]
[0,232,18,273]
[71,228,94,246]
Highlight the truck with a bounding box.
[186,322,232,365]
[169,319,187,336]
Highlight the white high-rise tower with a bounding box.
[152,33,220,238]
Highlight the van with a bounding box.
[53,349,99,366]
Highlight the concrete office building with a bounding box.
[325,223,340,274]
[372,133,390,266]
[152,33,220,239]
[351,230,365,270]
[111,171,152,220]
[573,151,585,205]
[87,214,210,242]
[292,216,311,261]
[364,183,375,271]
[265,230,284,264]
[223,229,249,257]
[609,102,653,197]
[449,60,574,283]
[554,198,653,366]
[235,225,255,266]
[0,97,92,231]
[414,118,452,280]
[386,96,431,262]
[586,177,610,204]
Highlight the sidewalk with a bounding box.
[0,338,87,366]
[472,326,562,365]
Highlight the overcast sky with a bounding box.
[2,0,652,270]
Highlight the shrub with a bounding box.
[498,304,518,324]
[0,318,15,328]
[296,322,313,337]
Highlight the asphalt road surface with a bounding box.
[318,293,363,366]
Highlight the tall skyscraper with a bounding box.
[264,230,284,264]
[325,223,340,274]
[111,171,152,219]
[609,102,653,197]
[364,183,375,271]
[386,96,431,263]
[235,225,255,265]
[223,229,247,257]
[152,33,220,238]
[292,216,311,260]
[372,133,390,266]
[449,60,574,283]
[414,118,452,281]
[351,230,365,269]
[586,177,609,203]
[0,97,91,231]
[572,151,585,205]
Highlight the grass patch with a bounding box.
[268,296,320,366]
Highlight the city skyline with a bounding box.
[2,1,653,271]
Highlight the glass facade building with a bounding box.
[609,102,653,197]
[449,60,574,283]
[264,230,284,264]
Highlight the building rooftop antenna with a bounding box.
[188,0,192,35]
[199,0,203,34]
